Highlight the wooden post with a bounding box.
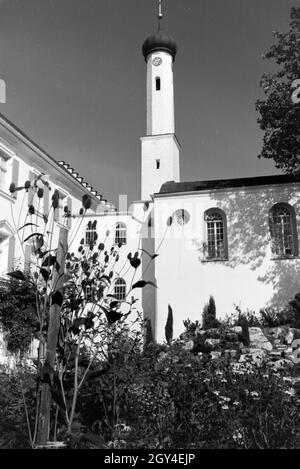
[36,227,68,446]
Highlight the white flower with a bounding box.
[284,388,296,396]
[221,405,229,410]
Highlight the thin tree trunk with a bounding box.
[36,227,68,446]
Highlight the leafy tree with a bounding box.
[256,7,300,172]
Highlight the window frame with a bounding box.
[269,203,298,258]
[85,220,97,247]
[115,222,127,246]
[204,208,228,261]
[114,278,126,301]
[0,150,10,193]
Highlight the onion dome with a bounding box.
[142,31,177,62]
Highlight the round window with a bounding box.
[174,209,190,226]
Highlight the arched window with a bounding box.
[204,208,228,260]
[115,222,127,245]
[85,220,97,246]
[269,203,298,257]
[114,278,126,301]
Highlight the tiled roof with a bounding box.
[158,174,300,195]
[0,112,113,209]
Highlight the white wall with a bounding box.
[141,134,180,200]
[146,51,175,135]
[152,183,300,342]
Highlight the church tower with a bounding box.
[141,1,180,200]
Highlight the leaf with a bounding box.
[167,216,173,227]
[7,270,27,281]
[101,307,122,324]
[42,255,57,267]
[18,222,38,231]
[51,291,64,307]
[132,280,157,289]
[132,280,147,289]
[99,275,111,284]
[40,267,50,282]
[130,257,141,269]
[82,194,92,210]
[23,232,44,243]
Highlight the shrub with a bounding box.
[165,305,173,344]
[202,296,218,329]
[0,366,36,449]
[237,314,250,346]
[123,346,300,449]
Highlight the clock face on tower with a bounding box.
[152,57,162,66]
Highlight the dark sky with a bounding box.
[0,0,296,207]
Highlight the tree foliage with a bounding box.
[256,7,300,172]
[165,304,173,344]
[202,296,218,329]
[0,278,38,355]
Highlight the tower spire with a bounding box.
[157,0,163,31]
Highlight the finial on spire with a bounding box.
[158,0,163,19]
[157,0,163,31]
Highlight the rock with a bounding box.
[266,327,282,339]
[249,327,273,352]
[248,348,267,364]
[268,351,283,361]
[205,328,221,339]
[205,338,220,348]
[283,347,294,358]
[284,330,294,345]
[229,326,242,334]
[276,345,289,353]
[183,340,194,351]
[224,332,240,342]
[238,354,246,363]
[289,328,300,340]
[224,349,238,359]
[210,351,221,360]
[272,359,294,370]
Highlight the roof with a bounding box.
[0,112,111,207]
[142,30,177,61]
[157,174,300,195]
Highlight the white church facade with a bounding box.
[0,8,300,349]
[71,13,300,343]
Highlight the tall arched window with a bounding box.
[204,208,228,260]
[269,203,298,257]
[114,278,126,301]
[85,220,97,246]
[115,222,127,245]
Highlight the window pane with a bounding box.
[115,223,127,245]
[114,279,126,300]
[205,211,225,259]
[270,206,294,256]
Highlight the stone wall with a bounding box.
[180,325,300,372]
